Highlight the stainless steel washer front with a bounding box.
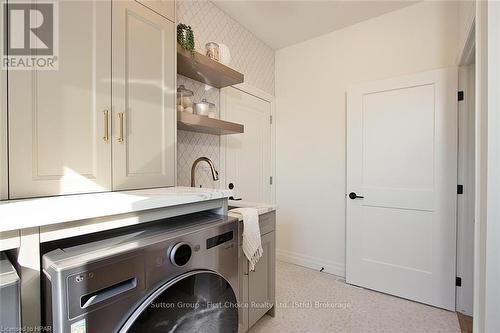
[0,253,21,331]
[42,213,239,333]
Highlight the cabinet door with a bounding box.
[112,1,176,190]
[0,12,6,200]
[8,0,112,199]
[135,0,175,22]
[248,231,276,328]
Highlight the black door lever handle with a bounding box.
[349,192,364,200]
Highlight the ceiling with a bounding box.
[212,1,419,49]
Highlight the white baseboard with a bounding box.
[276,248,345,278]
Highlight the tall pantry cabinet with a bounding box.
[7,0,176,199]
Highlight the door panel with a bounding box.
[346,68,457,310]
[361,207,433,272]
[112,1,175,190]
[363,85,435,190]
[8,0,111,198]
[224,88,271,203]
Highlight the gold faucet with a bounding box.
[191,157,219,187]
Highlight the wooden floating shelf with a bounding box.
[177,43,244,88]
[177,112,244,135]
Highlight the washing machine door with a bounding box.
[120,270,238,333]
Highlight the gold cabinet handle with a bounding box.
[117,112,124,142]
[102,110,109,142]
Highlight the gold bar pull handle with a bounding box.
[102,110,109,142]
[117,112,124,142]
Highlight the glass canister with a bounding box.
[207,101,217,119]
[177,85,194,113]
[205,42,220,61]
[194,99,210,116]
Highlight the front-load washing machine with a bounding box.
[42,213,239,333]
[0,253,21,331]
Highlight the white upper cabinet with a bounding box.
[7,0,176,199]
[112,1,176,191]
[8,0,112,199]
[135,0,175,22]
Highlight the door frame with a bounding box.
[220,83,276,204]
[456,14,476,316]
[456,65,475,316]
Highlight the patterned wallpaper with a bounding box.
[177,0,275,95]
[177,75,220,188]
[176,0,275,188]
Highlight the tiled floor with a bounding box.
[249,261,461,333]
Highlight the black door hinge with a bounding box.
[456,277,462,287]
[457,185,464,194]
[458,91,464,101]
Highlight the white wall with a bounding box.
[275,1,459,276]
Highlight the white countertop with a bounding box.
[228,200,277,217]
[0,187,233,233]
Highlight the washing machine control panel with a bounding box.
[206,230,234,250]
[169,242,192,267]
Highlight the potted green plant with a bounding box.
[177,23,195,62]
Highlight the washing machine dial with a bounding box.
[169,242,192,266]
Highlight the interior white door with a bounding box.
[8,0,112,198]
[346,68,458,310]
[223,87,272,203]
[112,1,176,190]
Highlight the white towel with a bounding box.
[228,208,263,271]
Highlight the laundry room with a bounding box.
[0,1,499,333]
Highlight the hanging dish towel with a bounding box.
[228,208,263,271]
